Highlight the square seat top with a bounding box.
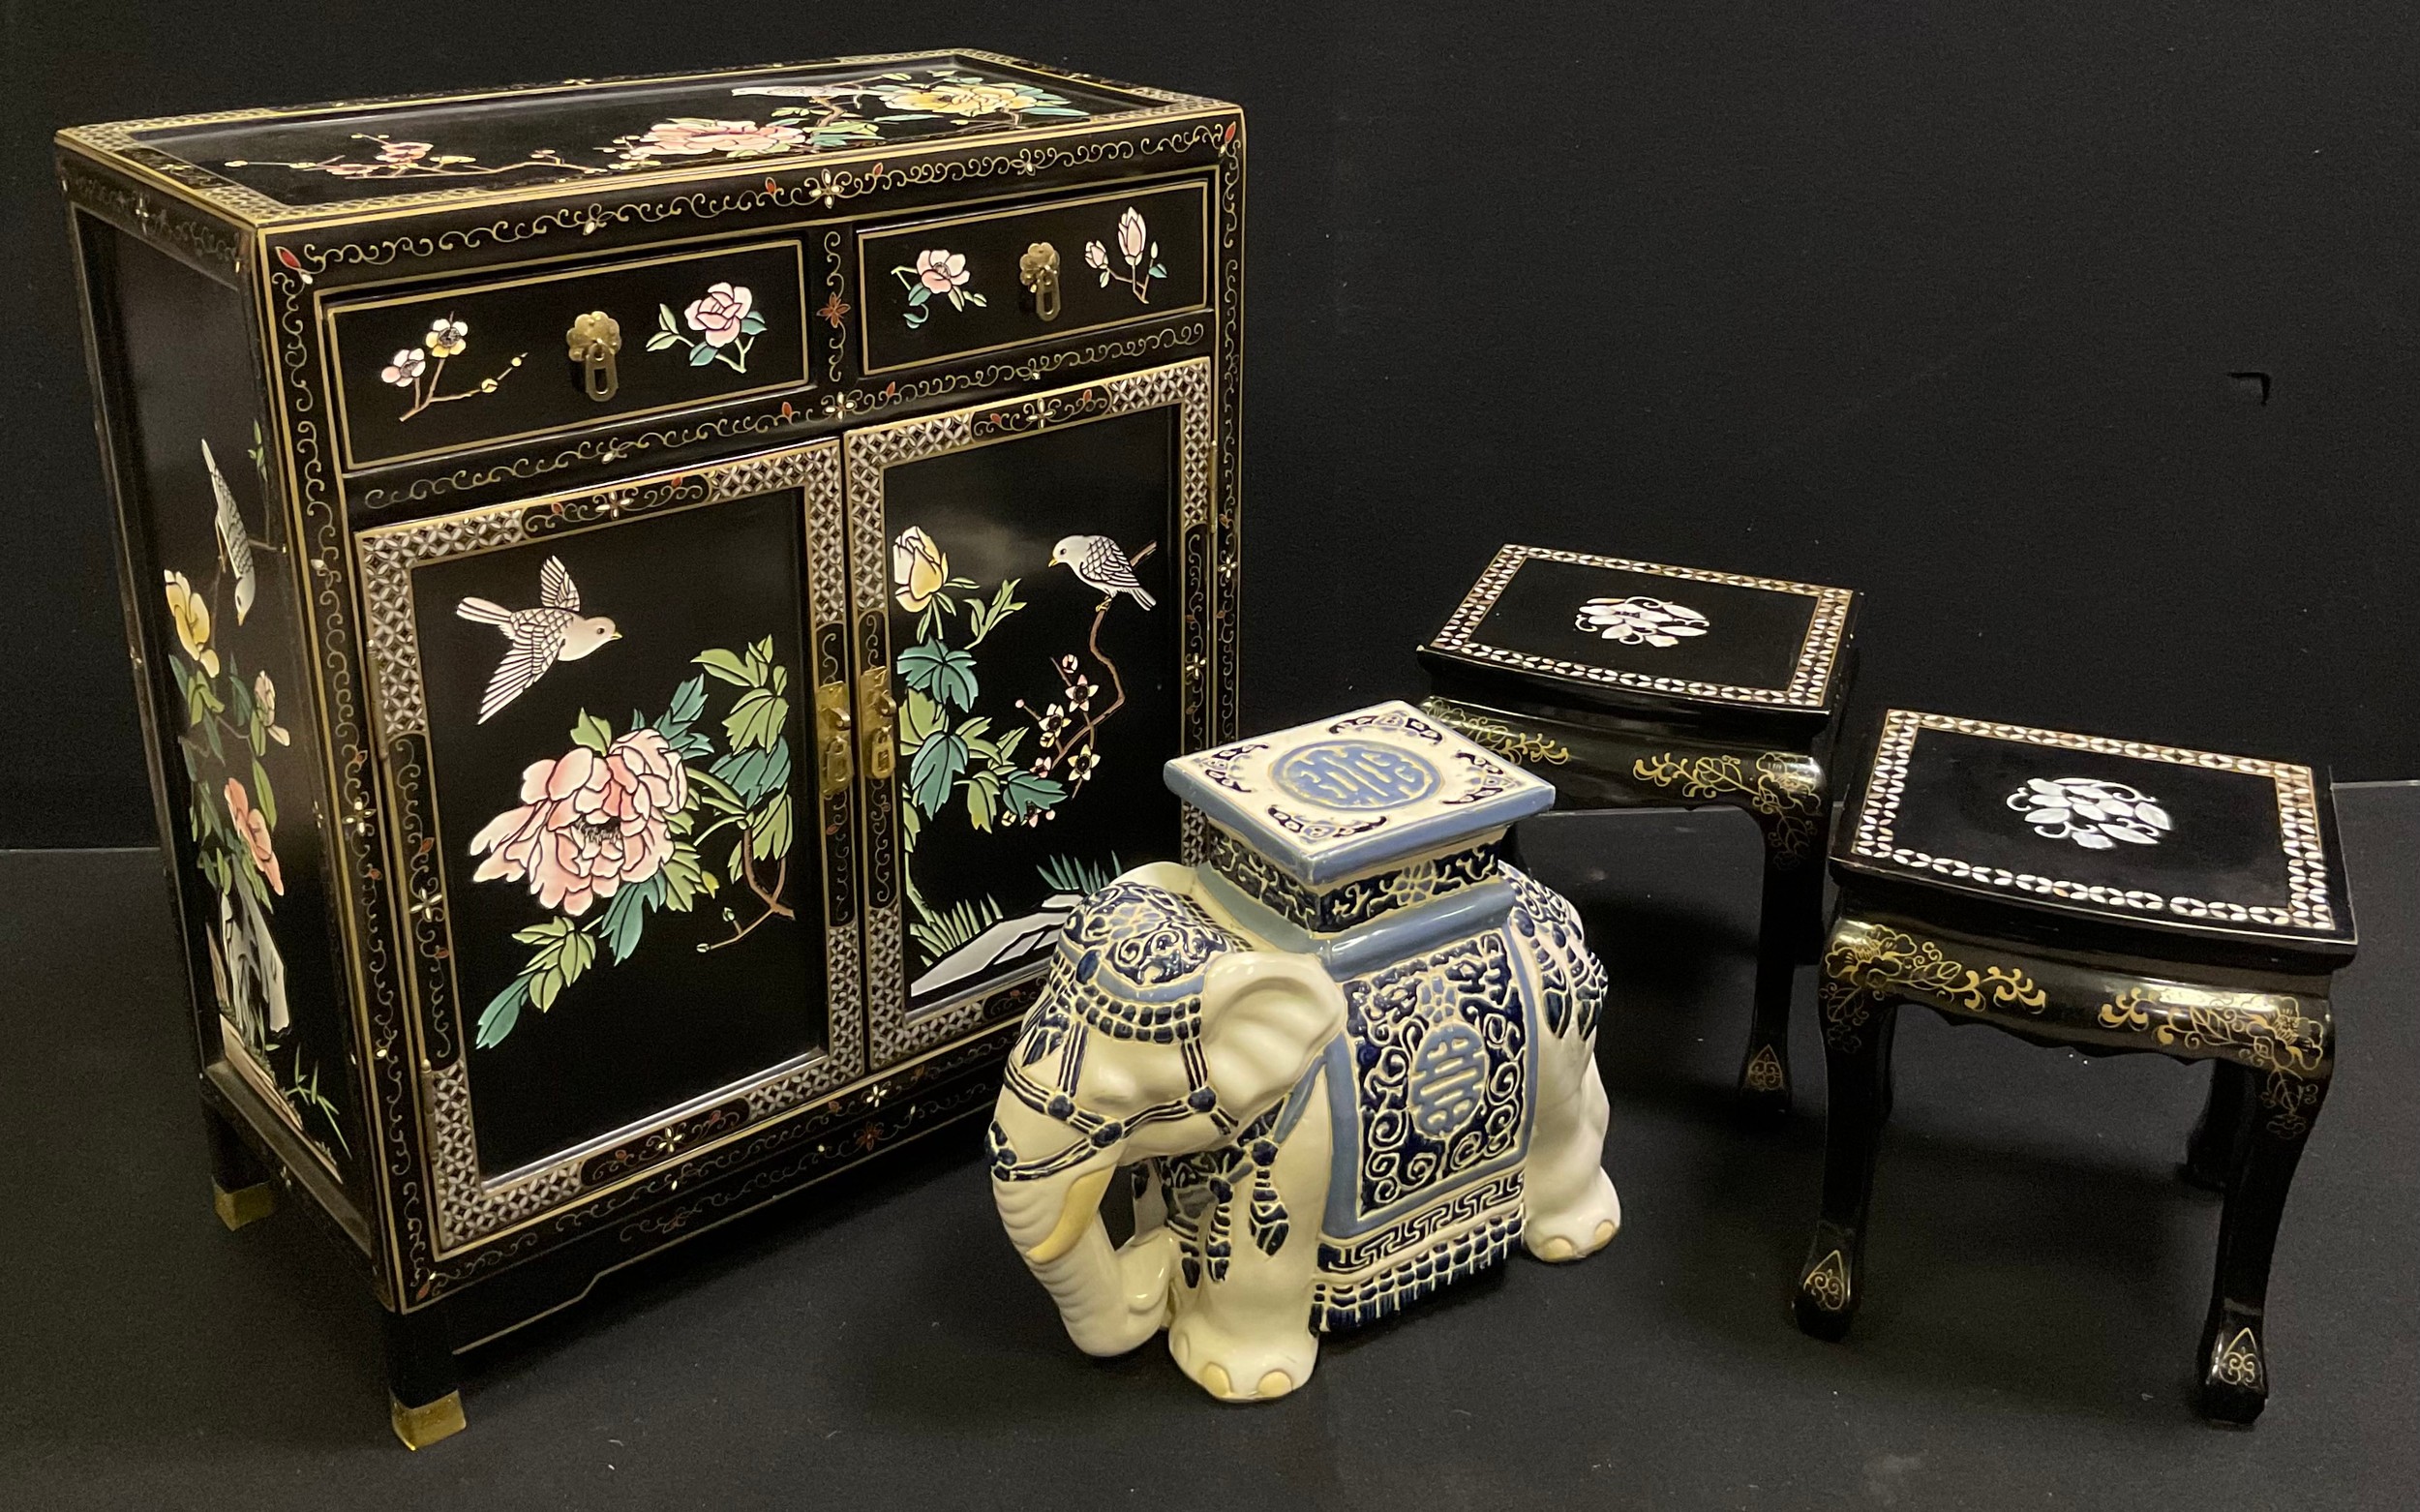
[1418,545,1857,725]
[1833,710,2356,965]
[1165,701,1554,887]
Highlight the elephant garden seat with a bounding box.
[990,701,1622,1401]
[1795,709,2357,1423]
[1417,544,1860,1113]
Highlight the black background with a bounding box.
[11,2,2420,848]
[411,493,830,1177]
[883,407,1182,1007]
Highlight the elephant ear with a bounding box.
[1197,952,1346,1119]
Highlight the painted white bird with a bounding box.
[1046,534,1156,611]
[455,557,620,723]
[202,439,257,624]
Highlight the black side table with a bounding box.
[1416,544,1860,1113]
[1796,709,2357,1423]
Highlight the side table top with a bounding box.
[1831,710,2356,966]
[1419,544,1857,726]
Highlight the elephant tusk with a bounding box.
[1023,1165,1115,1265]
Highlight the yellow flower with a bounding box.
[892,527,948,614]
[165,570,219,676]
[883,82,1044,118]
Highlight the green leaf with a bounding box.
[475,977,529,1049]
[993,726,1028,765]
[711,737,791,805]
[689,768,746,814]
[965,292,987,308]
[898,688,944,750]
[251,759,277,830]
[908,730,969,818]
[598,873,665,963]
[724,686,788,752]
[226,673,255,729]
[661,841,710,911]
[656,674,708,741]
[249,715,267,758]
[690,649,746,687]
[202,715,223,763]
[896,643,980,711]
[1149,263,1167,278]
[749,790,793,861]
[1024,106,1089,116]
[688,344,718,367]
[906,285,930,307]
[1002,770,1068,820]
[739,313,768,335]
[964,768,998,832]
[570,710,614,753]
[658,303,679,333]
[646,332,681,351]
[513,916,576,948]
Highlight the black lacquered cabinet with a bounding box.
[57,50,1242,1445]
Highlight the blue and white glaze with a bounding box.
[991,701,1619,1402]
[1166,700,1555,887]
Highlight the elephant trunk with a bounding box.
[991,1107,1169,1356]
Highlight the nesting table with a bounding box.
[1418,544,1860,1112]
[1796,710,2357,1422]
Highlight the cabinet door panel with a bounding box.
[845,360,1217,1069]
[358,441,862,1248]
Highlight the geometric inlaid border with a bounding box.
[842,357,1219,1073]
[1424,544,1854,711]
[357,440,866,1254]
[1847,710,2336,933]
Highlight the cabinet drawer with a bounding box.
[325,239,812,472]
[856,176,1209,376]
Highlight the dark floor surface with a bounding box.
[2,788,2412,1511]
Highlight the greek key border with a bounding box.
[1425,544,1854,711]
[1848,710,2337,932]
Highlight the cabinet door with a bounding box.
[356,440,862,1254]
[844,358,1218,1069]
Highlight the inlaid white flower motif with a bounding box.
[2006,777,2171,850]
[1575,595,1710,648]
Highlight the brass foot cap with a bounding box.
[390,1391,468,1450]
[211,1181,277,1231]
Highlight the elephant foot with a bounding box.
[1167,1313,1318,1403]
[1523,1170,1621,1263]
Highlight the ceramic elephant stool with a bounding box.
[989,701,1620,1401]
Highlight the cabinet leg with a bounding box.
[1739,850,1821,1116]
[2196,1065,2328,1424]
[383,1306,466,1450]
[204,1107,278,1231]
[1795,985,1896,1340]
[2182,1060,2250,1191]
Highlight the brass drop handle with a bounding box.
[859,680,897,780]
[1018,242,1063,322]
[814,681,855,797]
[565,311,621,403]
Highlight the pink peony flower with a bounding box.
[469,729,687,917]
[377,139,434,166]
[1116,207,1148,263]
[620,118,806,162]
[914,249,969,294]
[223,778,284,895]
[683,282,754,348]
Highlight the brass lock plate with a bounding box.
[814,680,854,796]
[859,680,897,780]
[566,310,622,402]
[1018,241,1063,321]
